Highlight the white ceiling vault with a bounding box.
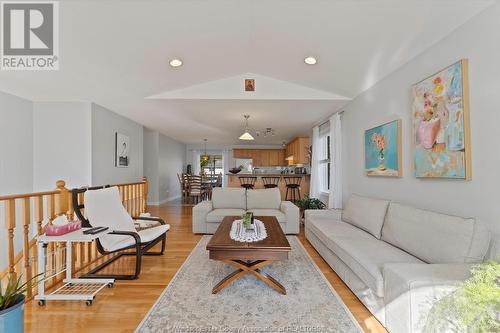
[0,0,494,144]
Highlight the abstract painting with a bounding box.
[411,59,471,179]
[365,119,402,177]
[115,132,130,167]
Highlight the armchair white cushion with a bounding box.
[84,186,169,252]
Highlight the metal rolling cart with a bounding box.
[35,229,115,306]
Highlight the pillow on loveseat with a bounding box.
[246,188,281,210]
[212,187,246,209]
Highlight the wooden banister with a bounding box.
[1,178,149,299]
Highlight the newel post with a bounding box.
[55,180,72,219]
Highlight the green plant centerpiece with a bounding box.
[1,273,41,333]
[295,195,326,218]
[424,260,500,333]
[241,212,254,230]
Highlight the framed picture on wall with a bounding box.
[411,59,471,179]
[115,132,130,167]
[244,79,255,92]
[364,119,402,177]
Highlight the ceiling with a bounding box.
[0,0,494,144]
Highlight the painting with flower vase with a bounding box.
[411,59,471,179]
[365,119,402,177]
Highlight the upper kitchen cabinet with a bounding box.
[232,149,286,166]
[233,149,250,158]
[285,137,310,165]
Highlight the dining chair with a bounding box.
[188,175,207,204]
[178,173,188,203]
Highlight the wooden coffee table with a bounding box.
[206,216,291,295]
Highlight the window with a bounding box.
[200,155,224,180]
[319,135,331,192]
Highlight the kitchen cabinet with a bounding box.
[268,150,280,166]
[233,149,250,158]
[232,149,286,166]
[260,150,270,166]
[285,137,310,165]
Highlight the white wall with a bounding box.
[341,3,500,236]
[144,128,186,205]
[159,134,186,203]
[0,91,33,195]
[0,91,33,270]
[91,103,144,185]
[143,128,160,204]
[33,102,92,190]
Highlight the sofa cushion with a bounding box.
[342,194,390,239]
[247,209,286,223]
[382,203,491,264]
[246,188,281,210]
[211,188,246,209]
[306,217,373,246]
[327,236,423,298]
[206,209,245,223]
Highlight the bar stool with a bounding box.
[239,176,257,189]
[284,176,302,201]
[261,176,280,188]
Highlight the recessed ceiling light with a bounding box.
[304,56,317,65]
[169,58,183,67]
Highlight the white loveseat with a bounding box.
[305,194,493,333]
[193,187,300,234]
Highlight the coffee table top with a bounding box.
[206,216,291,251]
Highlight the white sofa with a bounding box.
[193,187,300,234]
[305,194,493,333]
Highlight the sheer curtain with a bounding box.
[328,112,343,209]
[309,125,321,199]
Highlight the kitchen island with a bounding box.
[226,173,310,200]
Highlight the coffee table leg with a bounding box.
[212,260,286,295]
[212,268,247,294]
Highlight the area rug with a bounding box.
[136,236,363,333]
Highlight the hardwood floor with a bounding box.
[25,202,386,333]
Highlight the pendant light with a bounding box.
[201,139,209,161]
[239,114,255,141]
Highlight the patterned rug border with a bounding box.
[135,235,363,332]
